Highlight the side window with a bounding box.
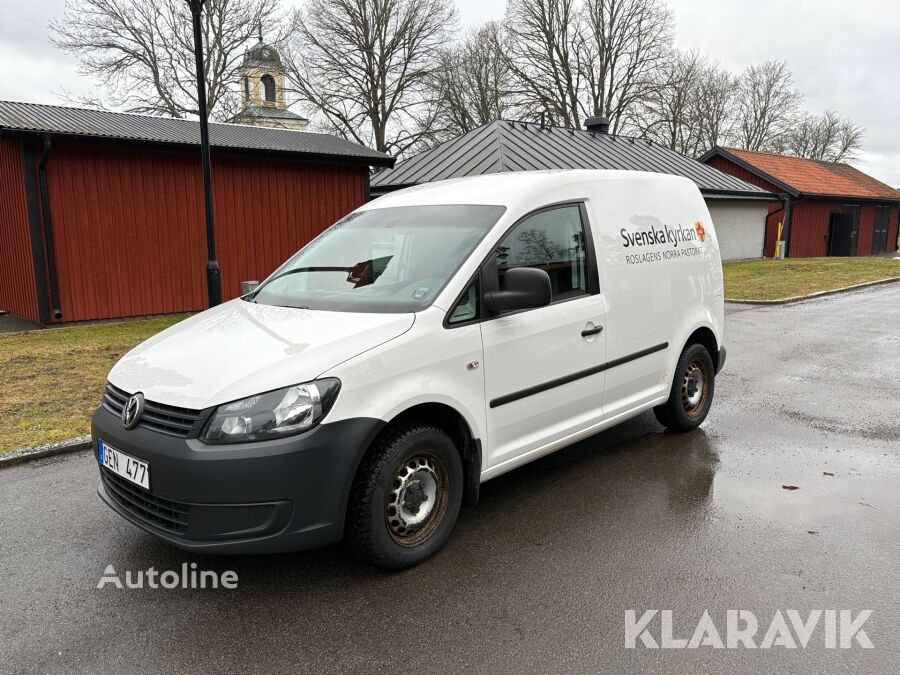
[448,280,479,325]
[494,205,588,302]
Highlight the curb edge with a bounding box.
[0,437,93,469]
[726,275,900,305]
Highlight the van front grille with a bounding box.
[102,469,191,534]
[103,383,204,438]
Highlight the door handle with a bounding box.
[581,325,603,337]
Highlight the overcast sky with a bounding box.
[1,0,897,185]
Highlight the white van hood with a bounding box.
[108,299,415,410]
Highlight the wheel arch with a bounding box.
[351,401,482,511]
[683,325,720,372]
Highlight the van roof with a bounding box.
[363,169,695,211]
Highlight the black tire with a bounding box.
[346,423,463,570]
[653,343,715,432]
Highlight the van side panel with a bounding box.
[591,177,723,417]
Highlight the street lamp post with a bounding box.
[187,0,222,307]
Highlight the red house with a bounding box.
[701,147,900,258]
[0,101,393,325]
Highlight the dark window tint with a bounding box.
[494,205,587,301]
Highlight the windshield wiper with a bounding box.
[247,266,351,301]
[266,266,355,283]
[251,255,394,300]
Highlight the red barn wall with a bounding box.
[42,142,367,322]
[787,201,834,257]
[706,154,900,257]
[213,157,366,303]
[856,204,874,254]
[0,138,40,322]
[788,201,899,257]
[763,208,784,257]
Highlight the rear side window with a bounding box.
[493,205,588,302]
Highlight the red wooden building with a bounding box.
[0,101,393,325]
[701,146,900,258]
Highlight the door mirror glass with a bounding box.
[484,267,552,313]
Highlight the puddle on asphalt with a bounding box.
[709,446,898,526]
[511,412,900,536]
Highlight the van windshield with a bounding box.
[249,204,506,313]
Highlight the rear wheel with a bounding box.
[654,343,715,432]
[346,423,463,570]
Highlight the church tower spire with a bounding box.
[229,28,308,131]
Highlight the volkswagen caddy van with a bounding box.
[93,170,726,569]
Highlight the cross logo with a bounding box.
[694,222,707,242]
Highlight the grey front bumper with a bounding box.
[92,405,384,554]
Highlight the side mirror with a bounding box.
[484,267,552,314]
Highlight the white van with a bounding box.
[93,170,725,569]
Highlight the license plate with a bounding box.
[98,440,150,490]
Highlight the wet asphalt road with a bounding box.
[2,285,899,674]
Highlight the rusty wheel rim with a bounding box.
[385,452,449,547]
[681,359,709,418]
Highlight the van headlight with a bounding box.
[201,379,341,444]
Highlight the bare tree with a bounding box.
[580,0,673,134]
[638,48,704,155]
[785,110,864,162]
[736,60,802,151]
[786,110,836,159]
[51,0,286,119]
[503,0,583,128]
[286,0,457,156]
[432,22,519,138]
[832,117,865,163]
[639,54,860,161]
[693,60,740,152]
[517,229,562,263]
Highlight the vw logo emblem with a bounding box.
[122,393,145,430]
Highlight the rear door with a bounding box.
[479,203,606,470]
[872,206,890,254]
[843,204,861,255]
[828,212,854,256]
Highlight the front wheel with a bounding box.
[654,343,715,432]
[346,423,463,570]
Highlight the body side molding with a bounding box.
[489,342,669,408]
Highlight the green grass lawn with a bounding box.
[723,256,900,301]
[0,315,187,453]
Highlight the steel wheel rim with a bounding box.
[681,359,709,418]
[386,452,449,547]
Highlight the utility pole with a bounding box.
[187,0,222,307]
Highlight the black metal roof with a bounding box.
[0,100,393,167]
[233,105,309,122]
[371,120,771,198]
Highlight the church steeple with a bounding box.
[229,28,308,131]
